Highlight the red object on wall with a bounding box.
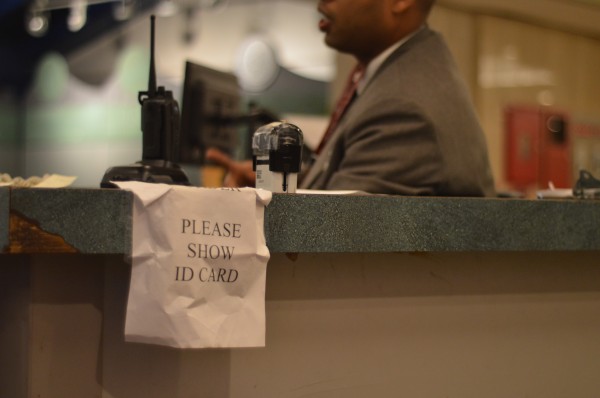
[505,106,571,189]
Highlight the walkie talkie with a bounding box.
[101,15,190,188]
[139,15,180,162]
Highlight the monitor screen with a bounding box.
[179,61,241,164]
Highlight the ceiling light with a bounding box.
[156,0,179,17]
[67,0,87,32]
[113,0,135,21]
[25,1,50,37]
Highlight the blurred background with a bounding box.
[1,0,599,195]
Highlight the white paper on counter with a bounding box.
[115,181,272,349]
[296,189,361,195]
[34,174,77,188]
[0,173,76,188]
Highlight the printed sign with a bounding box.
[116,181,272,348]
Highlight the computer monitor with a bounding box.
[179,61,241,164]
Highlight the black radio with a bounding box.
[101,15,189,188]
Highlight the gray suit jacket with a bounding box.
[301,27,495,197]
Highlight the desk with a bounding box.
[2,187,600,397]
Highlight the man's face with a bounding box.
[317,0,391,60]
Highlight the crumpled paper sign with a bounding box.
[115,181,272,349]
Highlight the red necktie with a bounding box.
[315,63,365,154]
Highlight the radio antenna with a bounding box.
[148,14,157,97]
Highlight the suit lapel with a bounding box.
[301,27,434,190]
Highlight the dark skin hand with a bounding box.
[205,147,256,188]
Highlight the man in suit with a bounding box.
[208,0,495,196]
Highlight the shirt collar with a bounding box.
[356,25,425,95]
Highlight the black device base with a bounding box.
[100,160,190,188]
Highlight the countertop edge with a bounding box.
[2,188,600,254]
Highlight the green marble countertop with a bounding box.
[1,187,599,254]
